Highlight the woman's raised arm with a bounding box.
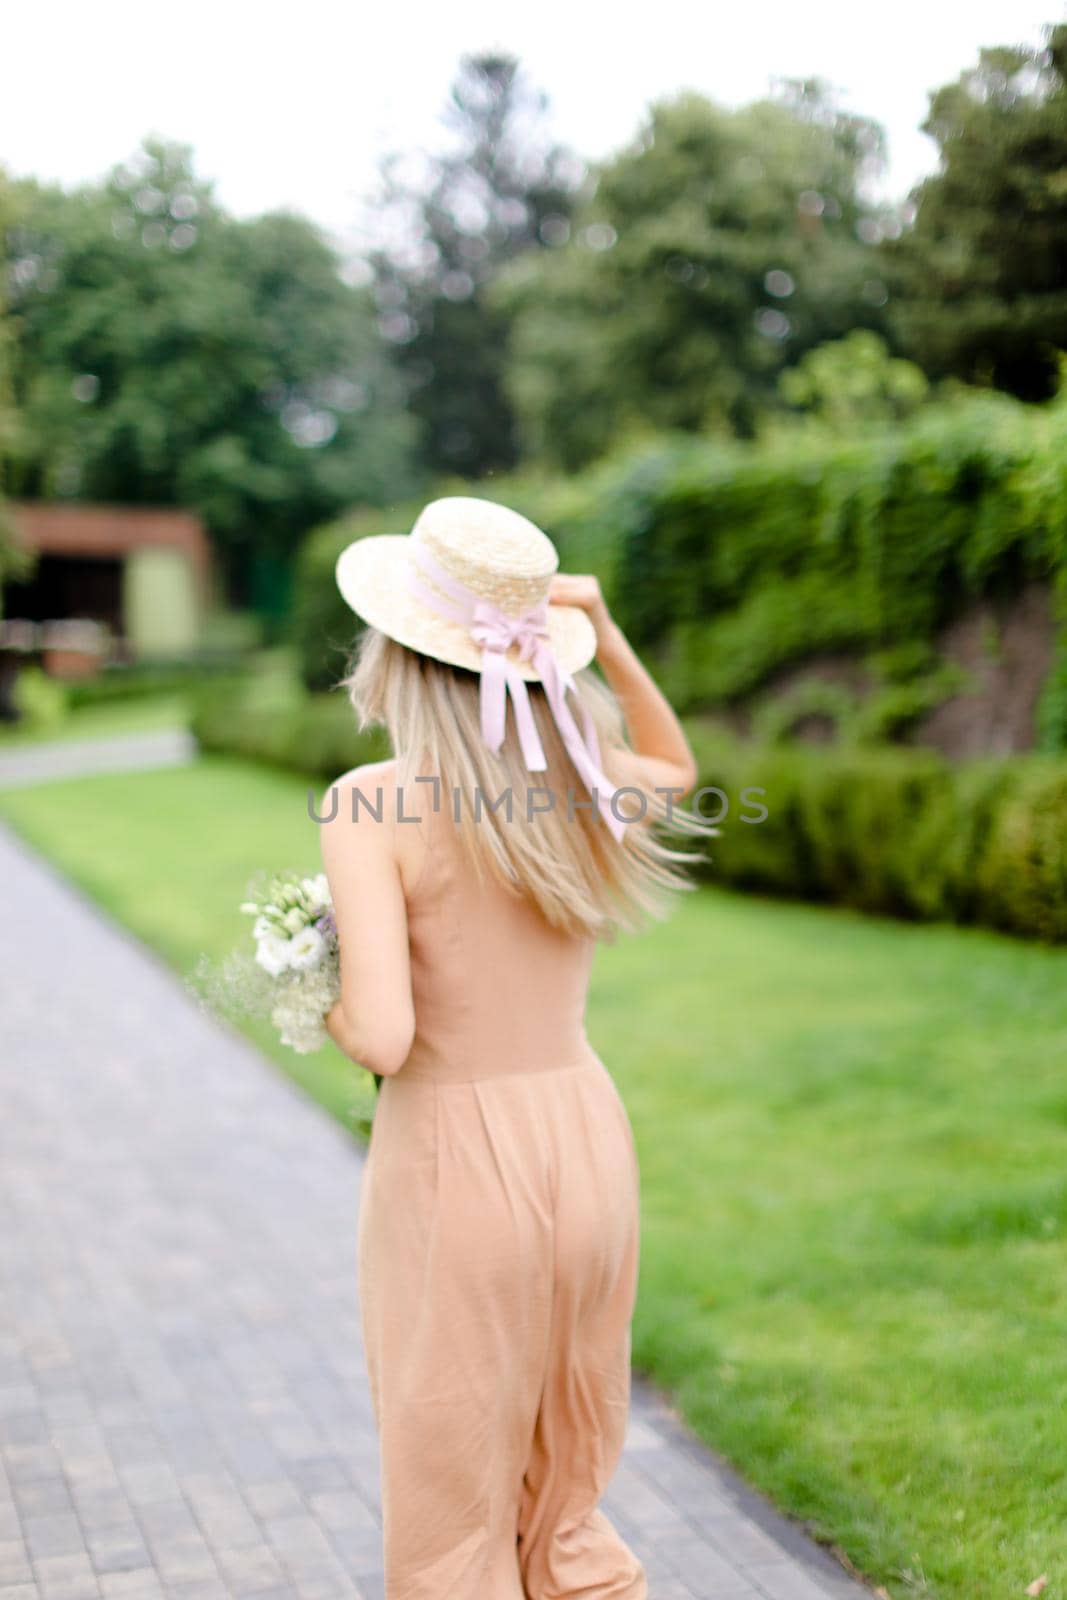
[549,574,699,798]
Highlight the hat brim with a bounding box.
[335,534,598,683]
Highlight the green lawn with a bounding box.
[2,755,1065,1600]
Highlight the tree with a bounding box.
[354,52,586,479]
[0,169,33,592]
[488,79,896,471]
[880,23,1067,401]
[771,328,930,433]
[5,137,421,611]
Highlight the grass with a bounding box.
[0,754,377,1134]
[1,755,1065,1600]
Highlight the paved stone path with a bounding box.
[0,730,196,791]
[0,819,873,1600]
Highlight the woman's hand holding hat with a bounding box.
[548,573,617,658]
[551,572,699,797]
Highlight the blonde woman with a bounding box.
[319,497,714,1599]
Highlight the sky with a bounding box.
[3,0,1064,257]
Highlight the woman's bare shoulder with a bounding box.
[327,756,400,806]
[320,757,428,895]
[317,759,398,848]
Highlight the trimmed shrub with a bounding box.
[10,665,68,731]
[973,759,1067,941]
[289,504,410,694]
[189,674,388,780]
[691,726,1067,941]
[65,654,251,708]
[189,676,1067,944]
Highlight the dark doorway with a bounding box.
[2,554,124,634]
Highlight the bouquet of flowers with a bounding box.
[187,868,342,1055]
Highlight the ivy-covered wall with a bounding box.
[291,386,1067,751]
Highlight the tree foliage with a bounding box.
[4,138,420,607]
[881,23,1067,401]
[356,52,586,480]
[489,78,898,470]
[771,328,931,432]
[0,168,33,588]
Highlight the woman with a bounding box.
[318,496,714,1599]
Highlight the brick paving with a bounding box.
[0,818,873,1600]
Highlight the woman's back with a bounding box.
[395,769,603,1084]
[324,496,698,1596]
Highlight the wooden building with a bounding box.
[1,502,216,674]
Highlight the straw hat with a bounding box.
[334,496,597,683]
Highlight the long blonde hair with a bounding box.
[340,626,716,942]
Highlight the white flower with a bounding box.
[283,906,306,935]
[302,873,331,911]
[252,915,273,941]
[288,926,326,971]
[255,935,291,977]
[271,991,329,1053]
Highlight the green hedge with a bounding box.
[189,674,389,779]
[292,388,1067,743]
[291,501,417,694]
[686,727,1067,942]
[189,677,1067,944]
[64,653,252,708]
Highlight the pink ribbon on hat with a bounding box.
[405,541,629,843]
